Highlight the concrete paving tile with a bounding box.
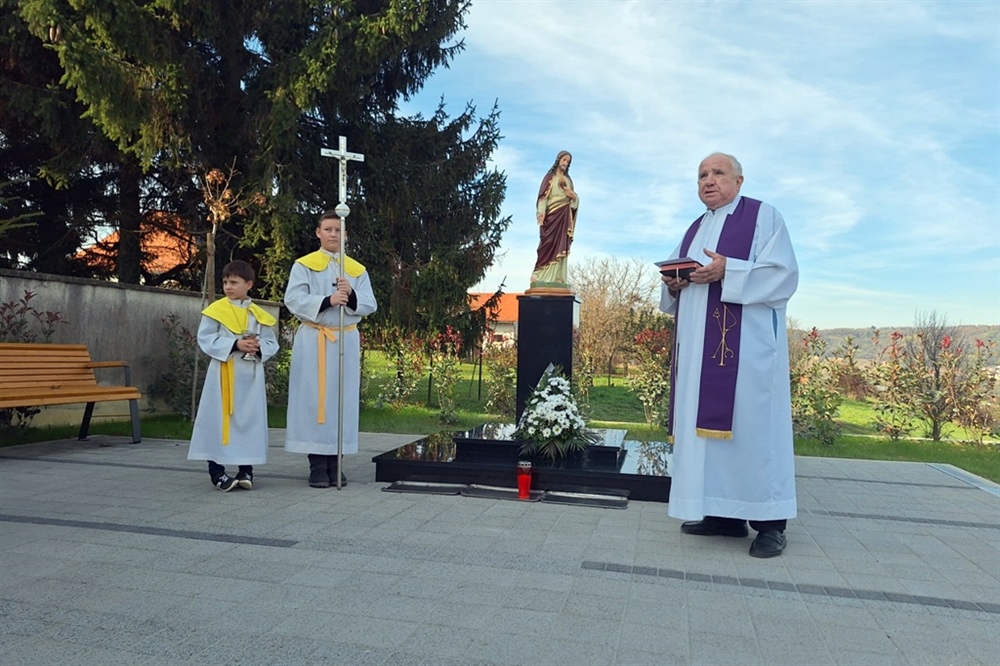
[830,649,909,666]
[216,633,395,665]
[464,629,553,665]
[421,600,497,630]
[686,631,764,666]
[515,569,577,592]
[688,609,757,640]
[388,574,460,601]
[4,439,999,666]
[892,641,988,665]
[548,613,621,647]
[561,591,627,619]
[752,617,824,643]
[805,601,881,628]
[538,638,619,666]
[270,608,355,638]
[615,646,687,665]
[618,621,688,654]
[390,652,492,666]
[788,566,850,587]
[489,606,561,636]
[621,596,685,626]
[382,624,475,658]
[281,567,354,591]
[569,574,632,599]
[501,586,568,613]
[0,635,171,666]
[0,550,78,581]
[818,623,901,655]
[338,615,424,649]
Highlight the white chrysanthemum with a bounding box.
[514,367,594,456]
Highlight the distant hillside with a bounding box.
[797,325,1000,361]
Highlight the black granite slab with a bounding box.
[371,423,672,503]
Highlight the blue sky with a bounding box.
[400,0,999,329]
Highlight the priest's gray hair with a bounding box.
[703,152,743,177]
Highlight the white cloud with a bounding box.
[403,0,999,328]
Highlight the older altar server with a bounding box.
[284,210,378,488]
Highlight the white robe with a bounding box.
[283,254,377,455]
[660,196,799,521]
[187,300,279,465]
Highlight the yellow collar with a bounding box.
[202,298,276,333]
[296,250,365,277]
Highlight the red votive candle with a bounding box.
[517,461,532,499]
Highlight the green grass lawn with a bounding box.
[4,360,997,483]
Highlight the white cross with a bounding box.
[320,135,365,216]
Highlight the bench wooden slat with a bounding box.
[0,380,101,390]
[0,390,141,408]
[0,342,142,443]
[0,367,97,376]
[0,368,97,378]
[0,343,88,352]
[0,349,91,359]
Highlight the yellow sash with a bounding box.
[303,321,358,424]
[220,358,235,444]
[295,250,366,277]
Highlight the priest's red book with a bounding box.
[655,257,702,280]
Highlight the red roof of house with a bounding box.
[468,292,521,323]
[78,211,197,276]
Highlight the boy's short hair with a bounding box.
[317,210,341,227]
[222,260,255,282]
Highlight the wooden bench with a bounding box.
[0,343,142,443]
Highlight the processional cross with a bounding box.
[320,135,365,490]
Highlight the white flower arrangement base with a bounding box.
[513,365,599,461]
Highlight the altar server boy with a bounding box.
[188,260,279,491]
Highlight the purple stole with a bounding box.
[667,197,760,441]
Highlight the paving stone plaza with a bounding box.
[1,431,998,665]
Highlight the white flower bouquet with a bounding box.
[514,365,599,460]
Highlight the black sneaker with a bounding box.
[235,470,253,490]
[214,473,238,492]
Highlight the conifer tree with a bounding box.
[10,1,508,331]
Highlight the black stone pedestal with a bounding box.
[516,294,580,421]
[371,423,673,503]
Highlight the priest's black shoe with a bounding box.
[680,519,749,538]
[749,530,786,558]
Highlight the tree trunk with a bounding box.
[116,159,142,284]
[206,223,217,301]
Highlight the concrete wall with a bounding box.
[0,269,280,427]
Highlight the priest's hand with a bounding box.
[328,290,349,307]
[662,274,688,295]
[335,277,352,295]
[690,249,726,284]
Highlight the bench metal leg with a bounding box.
[129,399,141,443]
[79,402,95,440]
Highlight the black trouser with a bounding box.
[207,461,253,480]
[706,515,787,533]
